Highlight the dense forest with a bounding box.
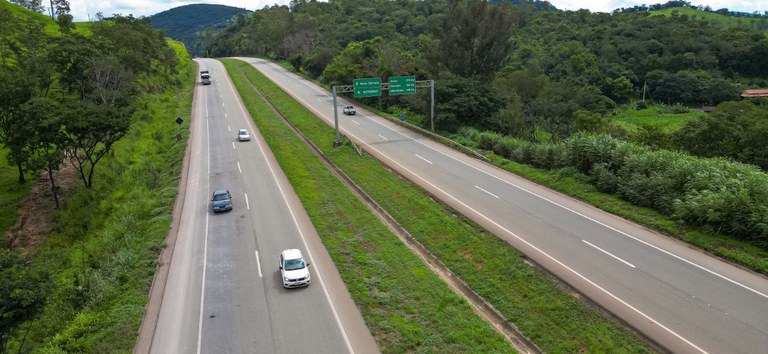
[0,1,180,350]
[209,0,767,131]
[209,0,768,246]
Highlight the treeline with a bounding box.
[207,0,768,249]
[0,6,178,197]
[209,0,767,126]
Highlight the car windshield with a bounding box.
[284,259,305,270]
[213,193,229,201]
[240,130,247,135]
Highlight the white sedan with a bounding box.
[238,129,251,141]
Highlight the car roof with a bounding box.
[213,189,229,195]
[281,249,303,259]
[239,129,248,133]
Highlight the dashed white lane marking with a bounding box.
[583,240,636,268]
[415,154,433,165]
[255,250,262,278]
[475,185,499,199]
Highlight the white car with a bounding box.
[342,105,356,115]
[279,249,310,288]
[238,129,251,141]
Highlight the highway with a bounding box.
[148,59,378,353]
[235,57,768,354]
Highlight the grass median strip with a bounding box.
[222,58,653,353]
[225,60,512,352]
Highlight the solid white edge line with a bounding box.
[245,193,250,210]
[358,138,709,354]
[360,103,768,300]
[245,58,705,352]
[475,185,499,199]
[583,240,636,268]
[228,78,354,353]
[196,213,210,354]
[255,250,262,278]
[198,108,212,354]
[415,154,433,165]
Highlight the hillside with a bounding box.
[651,6,768,34]
[149,3,250,56]
[0,0,58,35]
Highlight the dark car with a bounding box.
[211,189,233,212]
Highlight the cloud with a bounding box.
[68,0,285,22]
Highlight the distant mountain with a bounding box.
[492,0,559,11]
[150,4,250,56]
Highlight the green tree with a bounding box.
[427,0,517,78]
[604,76,634,103]
[0,65,37,183]
[0,249,49,352]
[22,97,66,206]
[672,101,768,169]
[573,110,611,134]
[62,102,131,188]
[8,0,44,13]
[434,74,505,132]
[48,33,99,99]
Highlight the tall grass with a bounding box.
[458,127,768,272]
[222,59,652,353]
[4,45,194,353]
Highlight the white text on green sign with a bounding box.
[353,78,382,98]
[389,76,416,95]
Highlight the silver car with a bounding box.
[238,129,251,141]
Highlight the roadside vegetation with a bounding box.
[1,2,193,350]
[2,51,193,353]
[222,58,653,353]
[0,149,32,236]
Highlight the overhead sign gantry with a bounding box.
[332,76,434,146]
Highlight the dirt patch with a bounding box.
[5,163,80,251]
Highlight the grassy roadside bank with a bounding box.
[222,59,652,352]
[5,43,194,352]
[0,150,32,237]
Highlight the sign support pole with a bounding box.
[430,80,435,132]
[332,86,341,146]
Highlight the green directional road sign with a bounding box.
[353,78,382,98]
[389,76,416,95]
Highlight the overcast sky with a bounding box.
[67,0,768,22]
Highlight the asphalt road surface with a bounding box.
[235,57,768,354]
[147,59,378,354]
